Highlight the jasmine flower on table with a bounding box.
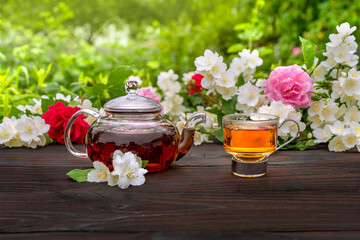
[87,150,147,189]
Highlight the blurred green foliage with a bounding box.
[1,0,360,120]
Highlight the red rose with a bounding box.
[42,102,89,144]
[188,74,204,95]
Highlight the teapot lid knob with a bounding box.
[125,80,139,95]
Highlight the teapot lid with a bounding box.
[103,80,161,113]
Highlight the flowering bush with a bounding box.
[1,22,360,153]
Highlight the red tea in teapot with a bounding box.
[86,125,180,172]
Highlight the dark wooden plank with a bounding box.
[0,143,359,237]
[1,231,360,240]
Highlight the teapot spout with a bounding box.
[176,112,206,161]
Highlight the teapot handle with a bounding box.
[64,109,100,158]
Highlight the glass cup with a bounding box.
[223,113,300,178]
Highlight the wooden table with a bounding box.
[0,143,359,239]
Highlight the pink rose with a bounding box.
[263,65,313,108]
[137,87,163,114]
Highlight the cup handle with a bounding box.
[64,109,100,158]
[275,119,300,151]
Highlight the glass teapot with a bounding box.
[64,80,206,172]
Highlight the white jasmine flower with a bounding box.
[342,133,358,149]
[247,49,263,69]
[236,103,255,114]
[88,161,117,186]
[162,99,173,115]
[217,70,236,88]
[319,102,338,122]
[16,105,33,113]
[176,115,187,133]
[340,95,358,107]
[24,135,47,149]
[0,123,14,144]
[2,117,17,131]
[55,93,71,103]
[328,136,347,152]
[308,114,322,129]
[329,121,349,136]
[308,100,325,117]
[237,82,261,107]
[347,68,360,79]
[161,93,186,118]
[349,122,360,135]
[210,61,227,79]
[258,105,271,114]
[288,121,305,137]
[193,131,209,146]
[216,86,237,101]
[313,125,332,143]
[327,33,342,47]
[336,22,356,38]
[128,75,142,86]
[16,115,40,143]
[335,104,347,119]
[255,78,266,88]
[312,63,327,82]
[332,44,352,63]
[171,103,187,117]
[112,151,147,189]
[331,81,343,100]
[200,72,216,89]
[339,76,360,96]
[322,54,337,69]
[344,54,359,67]
[343,106,360,123]
[33,116,50,135]
[4,135,23,148]
[229,57,245,76]
[195,49,220,72]
[157,69,180,93]
[268,101,294,123]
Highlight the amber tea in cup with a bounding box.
[223,113,299,178]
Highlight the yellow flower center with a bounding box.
[0,131,9,138]
[25,125,33,134]
[97,167,107,181]
[127,169,137,179]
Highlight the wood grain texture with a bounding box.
[0,143,359,239]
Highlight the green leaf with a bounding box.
[83,83,107,98]
[108,87,124,99]
[44,82,61,94]
[234,23,253,31]
[214,128,224,142]
[227,43,246,53]
[221,96,237,115]
[299,36,317,70]
[142,160,149,168]
[41,98,57,113]
[189,94,203,106]
[70,82,85,93]
[108,66,133,91]
[305,139,318,148]
[146,60,160,69]
[66,169,93,182]
[294,140,318,151]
